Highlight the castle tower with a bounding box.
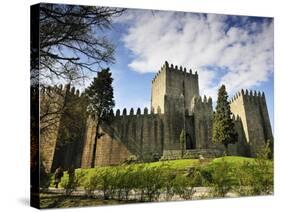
[151,61,199,114]
[40,84,87,172]
[230,90,273,154]
[190,95,213,149]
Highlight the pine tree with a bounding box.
[212,85,238,155]
[85,68,115,167]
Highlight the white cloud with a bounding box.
[118,10,273,99]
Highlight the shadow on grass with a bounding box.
[40,193,139,209]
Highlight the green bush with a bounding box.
[235,144,273,196]
[83,171,100,198]
[143,166,165,201]
[116,165,136,200]
[96,167,114,199]
[162,168,177,201]
[60,170,85,195]
[210,158,233,197]
[173,175,196,200]
[55,156,273,201]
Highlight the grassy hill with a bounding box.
[43,156,273,208]
[55,156,270,189]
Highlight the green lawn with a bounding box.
[53,156,267,188]
[78,156,255,174]
[44,156,273,208]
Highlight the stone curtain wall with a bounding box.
[230,89,273,155]
[40,85,66,172]
[81,108,166,167]
[51,87,88,171]
[40,85,87,172]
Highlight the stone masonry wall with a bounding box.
[165,62,199,114]
[230,89,273,155]
[151,64,166,113]
[40,85,66,172]
[191,96,213,149]
[40,85,87,172]
[151,61,199,114]
[81,108,166,167]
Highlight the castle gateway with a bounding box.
[40,61,273,172]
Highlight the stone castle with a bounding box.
[40,61,273,172]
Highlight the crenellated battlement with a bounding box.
[230,89,265,103]
[193,95,212,106]
[114,106,163,118]
[152,61,198,83]
[40,84,83,98]
[231,114,241,122]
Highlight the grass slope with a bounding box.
[54,156,260,187]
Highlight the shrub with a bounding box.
[96,167,114,199]
[235,144,273,196]
[162,168,177,200]
[116,165,136,200]
[173,175,196,200]
[60,170,85,195]
[143,166,165,201]
[210,158,233,197]
[83,171,100,198]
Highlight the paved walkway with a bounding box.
[42,187,239,200]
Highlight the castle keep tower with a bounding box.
[230,89,273,154]
[151,61,199,114]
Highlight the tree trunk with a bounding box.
[91,119,101,167]
[224,143,229,156]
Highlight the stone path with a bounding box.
[42,187,239,200]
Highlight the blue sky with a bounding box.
[73,9,274,129]
[102,9,274,129]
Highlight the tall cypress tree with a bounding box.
[85,68,115,167]
[212,85,237,155]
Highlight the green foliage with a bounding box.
[209,158,233,197]
[212,85,238,154]
[173,167,203,200]
[235,143,273,196]
[85,68,115,122]
[55,156,273,201]
[141,166,165,201]
[85,68,115,167]
[173,175,195,200]
[96,167,114,199]
[114,166,136,200]
[83,171,100,198]
[162,168,177,201]
[61,171,86,195]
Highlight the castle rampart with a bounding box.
[41,62,273,171]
